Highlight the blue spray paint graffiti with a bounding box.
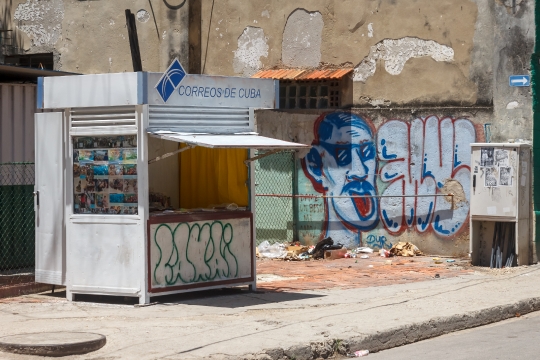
[366,234,392,250]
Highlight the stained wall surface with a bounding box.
[198,0,499,108]
[1,0,191,73]
[207,0,533,256]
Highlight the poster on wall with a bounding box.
[73,135,138,215]
[499,166,513,186]
[480,147,494,166]
[484,167,498,187]
[494,149,509,167]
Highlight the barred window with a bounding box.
[279,80,341,109]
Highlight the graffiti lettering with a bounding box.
[366,234,392,250]
[377,116,475,236]
[301,112,478,248]
[152,221,239,286]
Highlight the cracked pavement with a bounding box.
[0,263,539,359]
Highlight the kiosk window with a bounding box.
[72,135,138,215]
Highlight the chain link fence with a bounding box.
[0,163,35,288]
[254,151,295,245]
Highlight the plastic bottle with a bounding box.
[347,350,369,357]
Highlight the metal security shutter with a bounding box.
[69,106,137,135]
[148,105,252,134]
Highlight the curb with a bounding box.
[227,297,540,360]
[0,283,53,300]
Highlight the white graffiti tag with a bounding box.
[376,116,476,236]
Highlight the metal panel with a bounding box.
[0,84,37,162]
[470,143,529,220]
[65,105,147,303]
[42,73,139,109]
[69,106,137,135]
[148,214,253,292]
[35,112,65,285]
[148,105,251,134]
[148,132,310,149]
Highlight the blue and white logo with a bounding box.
[155,58,186,102]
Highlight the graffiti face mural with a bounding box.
[301,112,477,248]
[303,113,379,246]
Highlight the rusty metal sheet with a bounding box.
[252,68,352,81]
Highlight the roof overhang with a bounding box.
[147,130,309,164]
[148,131,309,150]
[0,64,76,82]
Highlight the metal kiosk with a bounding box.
[34,65,307,304]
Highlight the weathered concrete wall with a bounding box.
[1,0,190,73]
[199,0,492,107]
[491,0,535,143]
[256,108,491,256]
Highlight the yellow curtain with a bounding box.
[179,146,249,209]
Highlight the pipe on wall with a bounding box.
[531,0,540,259]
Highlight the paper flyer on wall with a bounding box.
[481,147,515,188]
[499,166,512,186]
[480,147,494,167]
[494,149,509,167]
[484,167,497,187]
[73,135,138,215]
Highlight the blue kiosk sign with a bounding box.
[150,59,277,108]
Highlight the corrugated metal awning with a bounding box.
[252,68,353,81]
[148,131,309,149]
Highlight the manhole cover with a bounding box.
[0,332,106,357]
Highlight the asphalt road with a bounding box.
[357,311,540,360]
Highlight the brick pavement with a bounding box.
[256,254,472,291]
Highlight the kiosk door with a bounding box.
[35,112,65,285]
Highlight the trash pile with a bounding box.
[389,242,424,257]
[257,238,424,261]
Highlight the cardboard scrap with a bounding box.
[287,245,309,256]
[389,242,424,257]
[283,245,310,261]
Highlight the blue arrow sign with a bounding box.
[509,75,530,87]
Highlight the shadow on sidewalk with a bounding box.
[39,287,324,308]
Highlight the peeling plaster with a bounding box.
[233,26,269,77]
[261,10,270,18]
[282,9,323,68]
[14,0,64,47]
[353,37,455,82]
[367,23,374,38]
[506,101,520,109]
[370,98,391,107]
[136,9,150,23]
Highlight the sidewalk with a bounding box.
[0,261,539,360]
